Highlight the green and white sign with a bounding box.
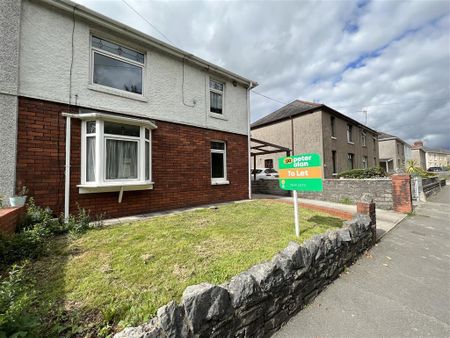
[278,153,323,191]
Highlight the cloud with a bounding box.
[74,0,450,149]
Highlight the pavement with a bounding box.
[252,194,407,240]
[274,186,450,338]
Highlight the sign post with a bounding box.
[278,153,323,237]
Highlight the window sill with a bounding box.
[211,180,230,186]
[209,112,228,121]
[77,182,154,194]
[331,136,337,140]
[88,84,149,102]
[347,141,354,145]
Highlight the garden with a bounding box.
[0,199,344,337]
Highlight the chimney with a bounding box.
[412,141,424,149]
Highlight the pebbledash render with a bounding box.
[0,0,257,219]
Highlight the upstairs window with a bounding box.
[361,131,367,146]
[330,116,336,137]
[91,36,144,95]
[82,120,152,186]
[211,141,227,183]
[347,124,353,143]
[210,79,224,114]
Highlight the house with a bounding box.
[411,142,427,170]
[0,0,257,219]
[251,100,379,178]
[378,132,411,173]
[411,141,450,169]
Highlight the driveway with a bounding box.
[274,186,450,338]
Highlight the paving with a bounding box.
[252,193,407,239]
[274,186,450,338]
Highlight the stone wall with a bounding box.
[252,178,393,209]
[251,180,290,196]
[115,214,375,338]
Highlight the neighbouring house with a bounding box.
[411,141,450,169]
[0,0,257,219]
[411,142,427,170]
[378,132,411,173]
[251,100,379,178]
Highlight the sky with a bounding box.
[73,0,450,149]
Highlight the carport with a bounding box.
[250,138,291,181]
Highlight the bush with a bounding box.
[1,200,98,268]
[0,263,39,336]
[406,160,436,178]
[337,166,387,179]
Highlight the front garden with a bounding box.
[0,199,344,337]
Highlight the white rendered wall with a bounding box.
[18,0,249,135]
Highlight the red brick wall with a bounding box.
[391,174,412,213]
[16,97,249,219]
[0,207,25,234]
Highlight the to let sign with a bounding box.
[278,153,323,191]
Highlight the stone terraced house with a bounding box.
[0,0,257,219]
[251,100,379,178]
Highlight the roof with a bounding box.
[422,147,450,155]
[251,100,378,134]
[41,0,257,87]
[378,131,410,146]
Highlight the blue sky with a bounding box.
[74,0,450,149]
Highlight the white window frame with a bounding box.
[79,114,155,194]
[209,78,225,116]
[347,124,353,143]
[90,35,145,97]
[210,141,228,185]
[362,156,368,169]
[361,130,367,147]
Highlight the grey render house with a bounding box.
[251,100,379,178]
[378,132,411,173]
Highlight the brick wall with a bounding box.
[0,207,24,234]
[391,174,412,213]
[16,97,249,219]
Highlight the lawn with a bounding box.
[24,200,343,336]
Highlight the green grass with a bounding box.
[23,200,343,336]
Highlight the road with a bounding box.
[274,186,450,338]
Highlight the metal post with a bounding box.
[253,155,257,181]
[293,190,300,237]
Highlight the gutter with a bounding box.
[38,0,258,88]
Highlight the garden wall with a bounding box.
[0,206,24,234]
[115,212,375,338]
[253,178,393,209]
[251,180,290,196]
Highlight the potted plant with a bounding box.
[9,186,29,207]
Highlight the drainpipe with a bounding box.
[247,82,255,200]
[64,116,71,220]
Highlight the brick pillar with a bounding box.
[391,174,412,213]
[357,194,376,243]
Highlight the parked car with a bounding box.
[251,168,279,180]
[427,166,444,172]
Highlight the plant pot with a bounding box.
[9,196,27,207]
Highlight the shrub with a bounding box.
[406,160,436,178]
[337,166,387,179]
[0,263,39,336]
[1,200,98,268]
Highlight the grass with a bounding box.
[23,200,343,336]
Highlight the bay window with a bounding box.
[80,116,155,192]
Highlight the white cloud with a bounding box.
[74,0,450,149]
